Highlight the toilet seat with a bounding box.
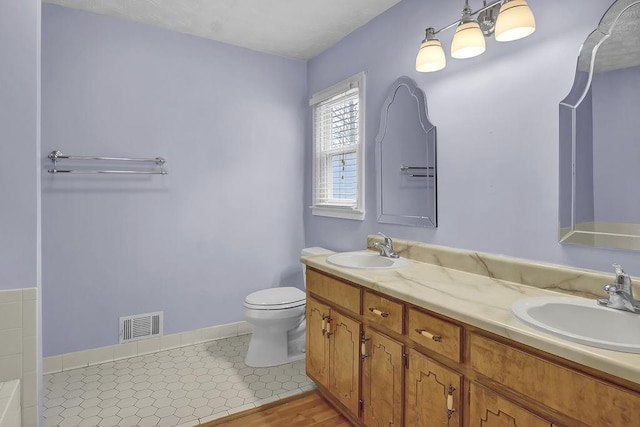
[243,287,306,310]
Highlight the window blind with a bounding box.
[312,88,360,208]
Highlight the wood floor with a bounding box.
[198,390,352,427]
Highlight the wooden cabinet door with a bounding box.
[362,327,404,427]
[469,382,552,427]
[306,297,330,387]
[405,349,462,427]
[329,310,361,417]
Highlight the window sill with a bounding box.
[311,207,365,221]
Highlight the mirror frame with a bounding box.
[376,76,437,227]
[559,0,640,250]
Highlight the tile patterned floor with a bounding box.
[43,334,315,427]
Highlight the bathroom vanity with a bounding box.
[302,237,640,426]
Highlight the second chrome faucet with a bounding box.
[597,263,640,313]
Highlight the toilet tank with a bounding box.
[301,247,334,287]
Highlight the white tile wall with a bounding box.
[0,288,38,427]
[44,321,253,375]
[0,380,21,427]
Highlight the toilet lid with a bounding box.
[244,287,306,309]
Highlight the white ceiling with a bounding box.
[43,0,401,60]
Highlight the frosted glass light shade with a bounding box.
[416,39,446,72]
[495,0,536,42]
[451,21,486,59]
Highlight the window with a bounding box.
[310,72,365,220]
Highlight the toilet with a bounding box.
[243,247,333,368]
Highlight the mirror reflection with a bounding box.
[376,76,437,227]
[559,0,640,249]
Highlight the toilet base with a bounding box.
[244,320,306,368]
[245,349,305,368]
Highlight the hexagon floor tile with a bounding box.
[44,335,316,426]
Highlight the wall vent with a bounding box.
[119,311,163,344]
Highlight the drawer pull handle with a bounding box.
[369,307,390,318]
[415,328,442,342]
[447,385,456,419]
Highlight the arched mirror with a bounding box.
[376,76,437,227]
[559,0,640,249]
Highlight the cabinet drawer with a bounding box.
[362,290,404,334]
[408,308,461,363]
[470,333,640,426]
[306,269,361,314]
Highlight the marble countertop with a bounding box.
[302,251,640,385]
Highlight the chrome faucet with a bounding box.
[597,263,640,313]
[372,232,400,259]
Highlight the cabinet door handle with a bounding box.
[368,307,390,318]
[361,337,370,359]
[415,328,442,342]
[322,314,331,336]
[447,385,456,419]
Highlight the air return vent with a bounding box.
[119,311,163,344]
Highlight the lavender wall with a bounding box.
[0,0,40,291]
[42,5,307,356]
[305,0,638,272]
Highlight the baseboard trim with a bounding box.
[43,320,253,375]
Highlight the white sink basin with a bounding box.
[326,251,407,270]
[512,296,640,353]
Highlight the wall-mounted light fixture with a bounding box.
[416,0,535,72]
